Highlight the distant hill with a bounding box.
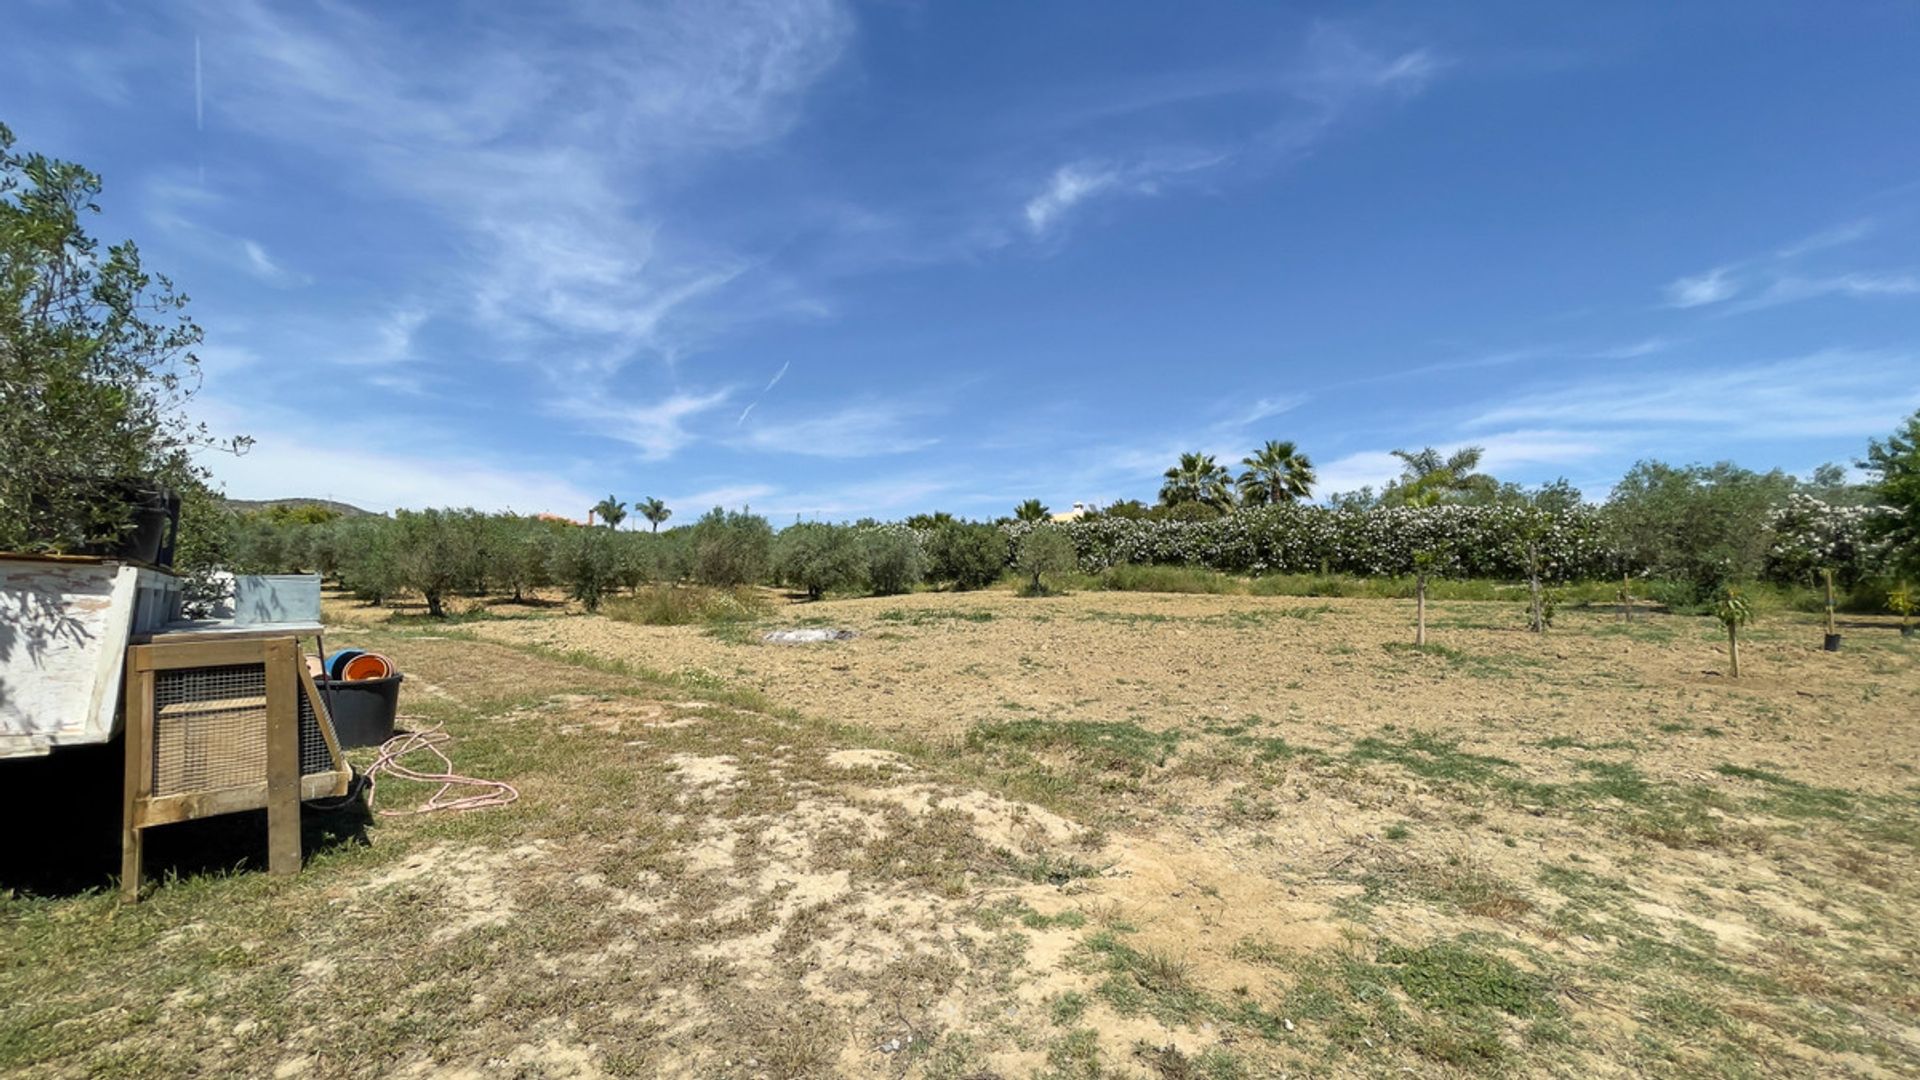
[224,497,375,518]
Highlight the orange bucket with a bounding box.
[341,652,394,680]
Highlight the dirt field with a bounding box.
[4,586,1917,1078]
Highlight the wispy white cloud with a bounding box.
[559,388,735,461]
[1775,219,1874,259]
[1664,217,1908,313]
[1468,350,1919,438]
[1733,272,1920,312]
[1665,266,1740,308]
[195,0,853,375]
[190,396,595,514]
[1020,25,1445,237]
[144,174,302,285]
[1024,165,1123,234]
[735,402,939,458]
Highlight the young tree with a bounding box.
[1862,408,1920,578]
[0,122,248,553]
[926,522,1006,590]
[391,509,487,617]
[691,507,773,587]
[1014,498,1051,523]
[1237,440,1316,505]
[773,522,866,600]
[864,528,927,596]
[1606,460,1792,599]
[552,524,618,612]
[593,496,628,530]
[1159,452,1235,511]
[1016,528,1077,597]
[638,496,672,532]
[1714,586,1753,678]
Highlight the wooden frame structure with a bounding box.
[121,634,350,900]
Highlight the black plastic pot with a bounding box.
[314,674,404,749]
[124,487,180,567]
[72,481,179,567]
[1902,625,1914,639]
[1823,633,1842,652]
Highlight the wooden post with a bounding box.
[1727,623,1741,679]
[1824,569,1837,637]
[120,656,154,902]
[1415,572,1427,647]
[264,637,301,878]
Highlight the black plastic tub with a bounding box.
[314,674,404,749]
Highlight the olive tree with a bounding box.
[0,122,247,553]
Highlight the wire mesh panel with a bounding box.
[151,662,343,796]
[298,683,339,777]
[152,664,269,796]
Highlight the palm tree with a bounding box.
[592,495,627,530]
[1014,498,1051,523]
[1386,445,1495,505]
[1237,440,1316,505]
[1159,452,1235,510]
[639,497,671,532]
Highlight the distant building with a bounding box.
[1050,502,1092,523]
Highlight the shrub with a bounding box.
[927,522,1007,590]
[691,508,773,587]
[1099,563,1237,594]
[774,522,867,599]
[552,525,619,612]
[1016,528,1078,596]
[604,584,768,626]
[864,525,928,595]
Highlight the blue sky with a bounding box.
[6,2,1919,521]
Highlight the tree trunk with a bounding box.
[1415,572,1427,646]
[426,589,445,618]
[1620,571,1630,622]
[1726,624,1740,678]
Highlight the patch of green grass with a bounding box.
[967,718,1178,776]
[1049,990,1089,1025]
[876,607,996,625]
[1039,1028,1104,1080]
[1348,730,1555,804]
[1714,763,1854,820]
[1003,849,1108,886]
[1379,938,1554,1018]
[1383,822,1412,841]
[1132,1041,1248,1079]
[1380,641,1543,678]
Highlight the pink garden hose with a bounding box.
[363,725,519,816]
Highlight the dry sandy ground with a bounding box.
[259,587,1920,1077]
[435,589,1917,797]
